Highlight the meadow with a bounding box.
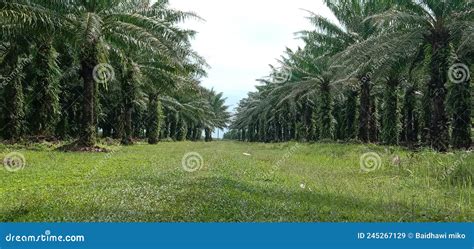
[1,141,472,222]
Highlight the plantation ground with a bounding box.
[0,141,472,222]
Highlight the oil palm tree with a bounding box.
[299,0,390,143]
[0,0,66,139]
[340,0,473,150]
[1,0,200,146]
[203,88,230,141]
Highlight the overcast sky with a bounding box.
[168,0,338,111]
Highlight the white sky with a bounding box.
[168,0,338,111]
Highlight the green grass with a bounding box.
[0,141,472,222]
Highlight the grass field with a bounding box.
[0,141,472,222]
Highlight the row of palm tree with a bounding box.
[0,0,230,146]
[226,0,472,151]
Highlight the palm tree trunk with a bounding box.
[169,113,177,140]
[196,127,203,140]
[381,77,399,145]
[204,128,212,142]
[248,125,253,141]
[121,77,135,145]
[450,69,472,149]
[358,78,371,142]
[186,126,193,140]
[344,90,357,140]
[120,62,138,145]
[290,119,296,140]
[176,118,187,141]
[3,75,25,142]
[318,80,332,139]
[258,119,265,142]
[147,92,161,144]
[30,38,59,136]
[402,84,419,146]
[303,104,312,140]
[1,42,28,142]
[275,121,281,142]
[112,107,124,139]
[421,83,431,144]
[369,95,378,143]
[78,52,98,147]
[121,106,133,145]
[427,30,450,151]
[103,125,112,138]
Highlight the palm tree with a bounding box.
[0,0,66,139]
[0,40,29,141]
[137,44,208,144]
[342,0,473,150]
[300,0,390,143]
[28,37,61,136]
[203,88,230,141]
[1,0,200,146]
[228,0,471,153]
